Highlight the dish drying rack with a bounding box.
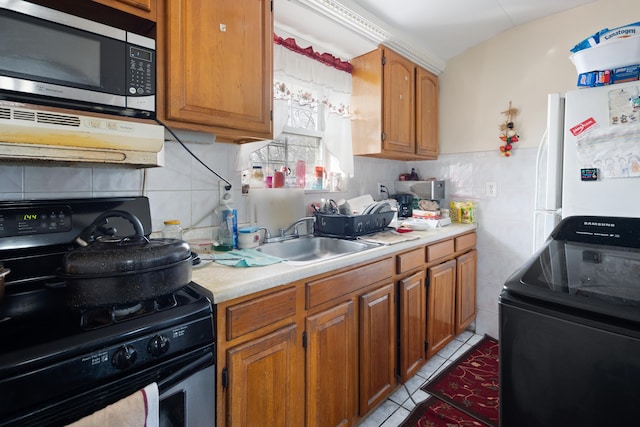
[313,200,395,239]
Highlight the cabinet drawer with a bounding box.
[426,239,454,263]
[396,247,425,274]
[455,232,477,253]
[226,287,297,340]
[306,258,394,309]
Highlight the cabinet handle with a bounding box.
[222,367,229,389]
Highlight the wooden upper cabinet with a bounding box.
[93,0,156,20]
[382,49,415,154]
[416,66,438,158]
[159,0,273,142]
[351,46,438,160]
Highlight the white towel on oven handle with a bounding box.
[67,382,159,427]
[144,382,159,427]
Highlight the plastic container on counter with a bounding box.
[238,226,261,249]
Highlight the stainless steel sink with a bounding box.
[257,236,378,266]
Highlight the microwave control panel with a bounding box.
[127,45,156,97]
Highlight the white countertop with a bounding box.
[191,223,477,304]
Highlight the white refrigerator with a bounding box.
[533,80,640,252]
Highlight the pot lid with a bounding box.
[62,237,191,276]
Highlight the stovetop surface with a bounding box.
[0,283,207,354]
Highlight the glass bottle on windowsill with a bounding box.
[250,165,265,188]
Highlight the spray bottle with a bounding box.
[214,191,238,251]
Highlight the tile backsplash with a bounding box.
[410,148,537,339]
[0,138,539,337]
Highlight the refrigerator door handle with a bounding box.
[533,128,549,212]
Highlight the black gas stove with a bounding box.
[0,197,215,427]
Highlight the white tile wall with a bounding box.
[0,142,539,335]
[408,148,538,337]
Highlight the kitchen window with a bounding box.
[250,80,347,191]
[240,35,353,192]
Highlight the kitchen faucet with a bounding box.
[263,216,316,243]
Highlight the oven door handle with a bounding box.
[157,352,214,392]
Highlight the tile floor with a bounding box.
[358,331,485,427]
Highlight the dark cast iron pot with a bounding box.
[60,210,192,308]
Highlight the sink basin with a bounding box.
[257,236,377,266]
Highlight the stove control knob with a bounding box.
[148,334,170,357]
[112,344,137,370]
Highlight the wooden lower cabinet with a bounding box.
[398,271,426,382]
[455,249,477,335]
[306,301,358,427]
[426,259,456,358]
[216,233,477,426]
[226,325,303,427]
[359,283,396,414]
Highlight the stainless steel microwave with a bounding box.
[0,0,156,118]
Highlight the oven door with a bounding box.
[158,355,215,427]
[0,346,214,427]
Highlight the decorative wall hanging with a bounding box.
[499,101,519,157]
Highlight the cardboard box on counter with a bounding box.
[412,209,441,219]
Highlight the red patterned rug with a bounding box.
[401,396,490,427]
[400,335,499,427]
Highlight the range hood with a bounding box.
[0,102,164,168]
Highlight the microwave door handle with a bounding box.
[157,352,214,393]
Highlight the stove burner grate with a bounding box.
[79,293,178,329]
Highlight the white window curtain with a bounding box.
[237,41,354,175]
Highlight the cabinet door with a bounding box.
[359,283,396,414]
[398,271,426,382]
[456,249,477,335]
[382,49,415,154]
[226,324,303,427]
[93,0,156,19]
[165,0,272,139]
[306,301,357,427]
[426,259,456,358]
[415,67,438,158]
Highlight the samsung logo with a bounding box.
[583,221,615,227]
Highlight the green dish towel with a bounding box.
[213,248,283,267]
